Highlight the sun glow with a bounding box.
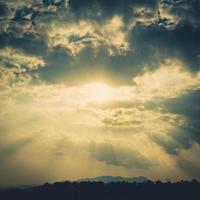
[84,83,113,103]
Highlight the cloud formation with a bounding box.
[0,0,200,186]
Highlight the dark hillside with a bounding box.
[0,180,199,200]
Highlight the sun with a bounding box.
[84,83,113,103]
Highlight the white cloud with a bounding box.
[133,59,200,101]
[47,16,129,55]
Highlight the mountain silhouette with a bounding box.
[77,176,149,183]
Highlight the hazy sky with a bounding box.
[0,0,200,186]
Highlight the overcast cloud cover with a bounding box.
[0,0,200,186]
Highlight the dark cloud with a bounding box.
[89,142,153,168]
[163,89,200,143]
[0,31,48,57]
[51,0,200,84]
[13,6,33,21]
[149,90,200,155]
[42,0,67,8]
[0,3,9,17]
[130,22,200,72]
[0,136,36,161]
[161,0,200,26]
[151,129,193,155]
[9,33,47,56]
[68,0,157,22]
[38,46,72,83]
[151,134,180,155]
[163,89,200,120]
[0,0,200,85]
[178,157,200,179]
[39,45,142,85]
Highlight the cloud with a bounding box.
[133,59,200,100]
[178,144,200,179]
[162,89,200,121]
[0,0,200,185]
[159,0,200,27]
[0,2,9,18]
[0,135,36,161]
[159,89,200,149]
[42,0,69,8]
[47,15,128,55]
[130,21,200,72]
[89,142,153,168]
[0,47,45,70]
[142,88,200,155]
[1,0,200,86]
[68,0,157,22]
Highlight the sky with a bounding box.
[0,0,200,186]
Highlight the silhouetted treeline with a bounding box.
[0,180,200,200]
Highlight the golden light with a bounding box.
[83,83,113,103]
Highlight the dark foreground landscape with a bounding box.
[0,180,200,200]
